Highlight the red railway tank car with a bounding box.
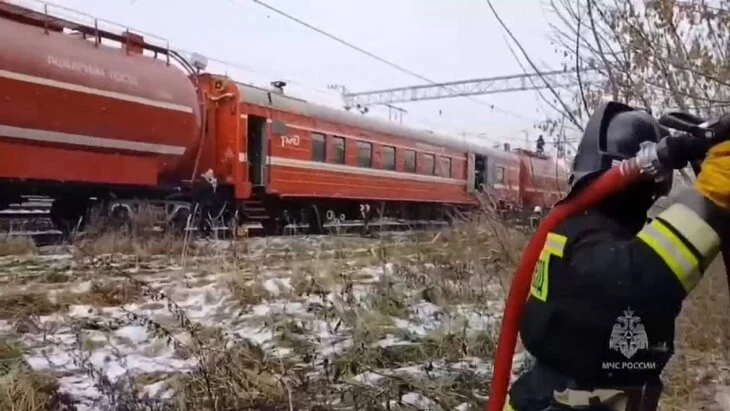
[0,1,201,190]
[0,0,569,236]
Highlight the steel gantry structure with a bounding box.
[340,69,595,107]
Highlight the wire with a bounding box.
[246,0,546,125]
[250,0,434,86]
[175,48,342,101]
[177,48,534,147]
[176,47,538,147]
[485,0,583,158]
[484,0,584,131]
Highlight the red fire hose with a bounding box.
[486,160,646,411]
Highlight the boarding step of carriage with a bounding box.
[236,199,273,236]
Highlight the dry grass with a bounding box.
[0,340,66,411]
[56,280,147,307]
[227,277,272,308]
[0,235,37,257]
[0,211,519,410]
[162,214,519,410]
[4,205,729,410]
[0,293,60,320]
[0,281,146,321]
[73,230,211,258]
[661,258,730,410]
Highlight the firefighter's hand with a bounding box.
[657,135,710,170]
[696,140,730,210]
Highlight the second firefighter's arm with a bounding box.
[566,198,722,305]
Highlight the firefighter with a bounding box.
[529,206,543,230]
[506,102,730,410]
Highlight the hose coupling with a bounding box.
[630,141,668,182]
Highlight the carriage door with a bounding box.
[247,115,267,186]
[481,155,489,189]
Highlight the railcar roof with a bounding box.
[237,82,519,158]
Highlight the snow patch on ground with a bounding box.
[0,235,511,409]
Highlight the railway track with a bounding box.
[0,196,453,246]
[1,196,538,248]
[0,221,449,247]
[0,196,60,246]
[0,196,52,218]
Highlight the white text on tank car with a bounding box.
[47,55,139,86]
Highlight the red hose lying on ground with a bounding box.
[486,162,645,411]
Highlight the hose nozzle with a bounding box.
[623,141,667,183]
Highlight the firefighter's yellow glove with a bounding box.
[696,140,730,210]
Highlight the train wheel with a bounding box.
[359,203,374,237]
[108,204,132,233]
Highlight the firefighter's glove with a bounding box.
[656,135,710,170]
[696,140,730,210]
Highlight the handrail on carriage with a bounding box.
[0,0,199,73]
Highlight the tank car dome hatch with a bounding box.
[187,52,208,71]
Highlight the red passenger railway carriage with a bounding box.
[0,0,569,235]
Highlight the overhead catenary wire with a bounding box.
[484,0,585,133]
[175,47,346,101]
[483,0,585,159]
[249,0,436,87]
[176,48,539,146]
[245,0,547,127]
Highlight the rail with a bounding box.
[0,0,197,73]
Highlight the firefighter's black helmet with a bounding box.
[563,101,672,228]
[568,101,672,195]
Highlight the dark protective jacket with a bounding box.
[515,197,721,393]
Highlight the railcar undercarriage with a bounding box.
[0,177,481,244]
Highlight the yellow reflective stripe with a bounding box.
[530,232,566,302]
[503,396,515,411]
[545,232,567,257]
[637,219,701,292]
[531,253,550,301]
[656,203,721,263]
[652,219,699,269]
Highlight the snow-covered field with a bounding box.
[2,225,729,411]
[0,229,530,410]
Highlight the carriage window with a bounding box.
[440,156,452,178]
[382,146,396,170]
[404,149,416,172]
[331,136,345,164]
[311,133,326,162]
[356,141,372,168]
[423,154,435,175]
[496,166,505,183]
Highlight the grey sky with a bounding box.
[50,0,570,151]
